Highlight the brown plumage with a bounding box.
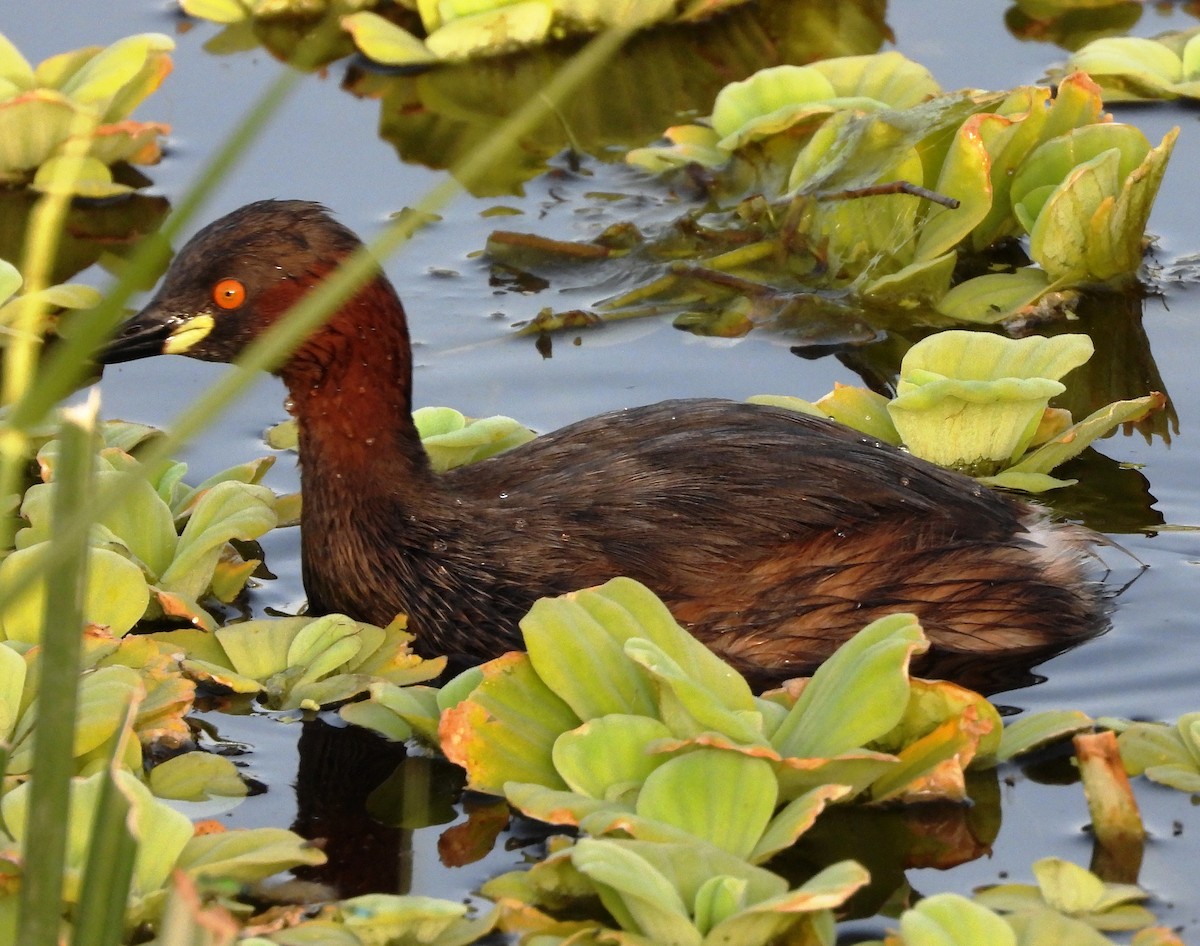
[100,200,1104,684]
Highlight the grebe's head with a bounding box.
[100,199,364,367]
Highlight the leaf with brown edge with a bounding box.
[439,651,579,796]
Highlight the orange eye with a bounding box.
[212,278,247,310]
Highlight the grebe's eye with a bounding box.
[213,278,247,310]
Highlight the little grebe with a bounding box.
[100,200,1102,682]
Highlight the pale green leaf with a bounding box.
[0,259,21,304]
[898,893,1015,946]
[770,613,926,759]
[149,751,248,801]
[1003,394,1165,478]
[635,750,776,861]
[570,838,700,946]
[749,784,849,863]
[552,715,673,799]
[424,2,554,61]
[997,709,1095,763]
[176,827,326,882]
[180,0,251,22]
[0,642,27,742]
[31,155,132,198]
[157,481,276,600]
[440,652,578,794]
[0,32,35,92]
[0,543,150,641]
[936,269,1053,324]
[342,12,438,66]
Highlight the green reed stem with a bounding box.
[71,702,140,946]
[16,395,98,946]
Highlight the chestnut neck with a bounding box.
[279,274,434,490]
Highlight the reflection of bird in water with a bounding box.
[101,200,1104,685]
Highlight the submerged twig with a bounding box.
[816,181,961,209]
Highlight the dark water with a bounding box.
[8,0,1200,936]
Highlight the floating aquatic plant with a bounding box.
[0,31,173,195]
[0,769,324,933]
[151,612,445,711]
[267,405,536,474]
[181,0,758,64]
[0,259,102,348]
[974,857,1155,933]
[492,60,1180,333]
[1050,29,1200,102]
[752,330,1165,491]
[1112,713,1200,793]
[0,419,279,636]
[239,894,499,946]
[346,0,755,64]
[483,837,868,946]
[860,883,1181,946]
[357,579,1001,820]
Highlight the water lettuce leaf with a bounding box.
[975,857,1154,932]
[1055,30,1200,102]
[0,30,172,192]
[153,613,444,710]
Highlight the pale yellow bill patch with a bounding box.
[164,314,215,354]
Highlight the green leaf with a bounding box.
[58,33,173,111]
[520,585,658,721]
[551,715,673,800]
[1064,36,1184,101]
[702,860,869,945]
[504,781,624,826]
[770,613,926,759]
[997,709,1095,763]
[1118,715,1200,792]
[342,12,438,66]
[812,50,940,108]
[1005,910,1114,946]
[0,32,35,92]
[414,407,536,473]
[522,578,755,724]
[31,155,132,198]
[1000,393,1166,479]
[0,259,23,304]
[293,894,499,946]
[176,826,326,882]
[896,893,1016,946]
[213,616,307,679]
[440,652,579,794]
[148,751,248,801]
[0,642,27,742]
[936,269,1053,324]
[711,64,837,145]
[749,784,849,863]
[635,750,777,861]
[0,91,75,174]
[887,331,1092,474]
[0,543,150,641]
[570,838,700,946]
[914,115,995,261]
[179,0,250,23]
[424,2,555,61]
[1,768,193,902]
[339,681,438,743]
[157,481,276,600]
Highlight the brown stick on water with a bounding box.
[816,181,962,209]
[1075,730,1145,884]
